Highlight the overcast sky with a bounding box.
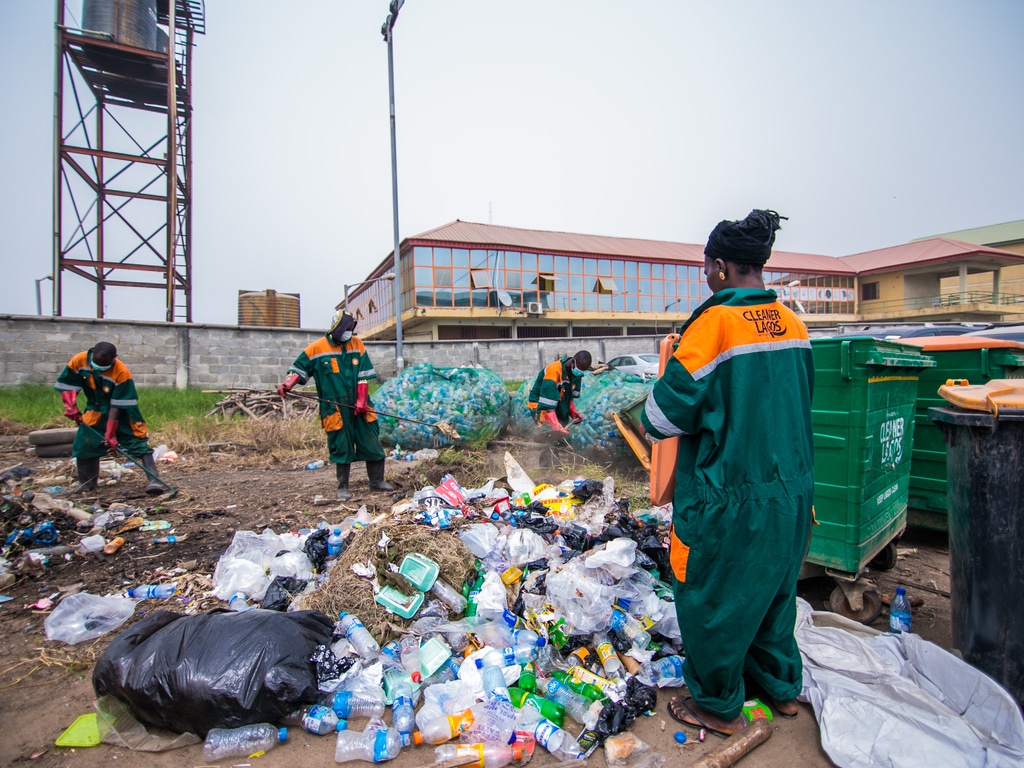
[2,1,1022,327]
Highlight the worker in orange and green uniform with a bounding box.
[277,311,394,501]
[527,350,592,434]
[642,210,814,734]
[55,341,163,495]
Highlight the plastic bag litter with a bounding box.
[506,528,548,567]
[93,609,333,736]
[212,529,312,601]
[584,539,637,580]
[261,575,310,611]
[544,561,624,632]
[45,592,136,645]
[459,524,499,558]
[415,678,477,729]
[373,363,511,449]
[94,695,201,752]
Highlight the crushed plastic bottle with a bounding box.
[338,612,381,658]
[305,460,326,470]
[334,726,403,763]
[391,680,415,735]
[325,691,386,719]
[479,663,511,703]
[228,592,253,612]
[203,724,287,761]
[411,709,475,745]
[434,742,524,768]
[289,703,346,735]
[476,644,536,669]
[127,583,176,600]
[609,608,652,650]
[430,578,468,614]
[517,708,584,760]
[636,654,686,688]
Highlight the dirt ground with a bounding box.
[0,434,956,768]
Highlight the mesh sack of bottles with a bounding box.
[507,380,538,437]
[373,363,511,450]
[570,370,655,457]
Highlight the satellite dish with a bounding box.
[497,290,513,307]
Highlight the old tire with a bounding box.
[829,585,883,624]
[34,442,75,458]
[870,541,899,571]
[28,428,79,446]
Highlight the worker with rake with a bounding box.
[55,341,164,495]
[527,349,592,435]
[277,310,394,500]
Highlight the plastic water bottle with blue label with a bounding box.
[888,587,912,633]
[338,612,380,658]
[334,727,403,763]
[127,583,176,599]
[636,654,686,688]
[327,528,344,558]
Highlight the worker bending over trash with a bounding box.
[527,350,592,435]
[54,341,163,495]
[278,310,394,500]
[642,209,814,734]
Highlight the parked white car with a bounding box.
[606,353,660,380]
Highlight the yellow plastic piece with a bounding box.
[55,713,101,748]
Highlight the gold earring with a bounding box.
[718,271,726,280]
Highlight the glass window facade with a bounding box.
[350,247,856,330]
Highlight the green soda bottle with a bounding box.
[519,661,537,693]
[464,573,484,618]
[551,669,607,702]
[508,687,566,728]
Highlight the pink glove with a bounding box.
[569,401,583,425]
[353,382,370,416]
[542,409,570,434]
[277,373,300,399]
[103,417,119,452]
[61,391,82,424]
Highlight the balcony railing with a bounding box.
[863,291,1024,314]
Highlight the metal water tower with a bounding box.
[54,0,206,321]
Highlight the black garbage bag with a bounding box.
[592,677,658,739]
[311,643,355,686]
[571,479,603,501]
[516,514,559,535]
[93,608,333,736]
[261,576,310,612]
[559,523,592,552]
[303,528,330,572]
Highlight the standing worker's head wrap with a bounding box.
[329,310,357,344]
[704,209,787,266]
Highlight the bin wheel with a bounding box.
[870,542,899,571]
[829,585,883,624]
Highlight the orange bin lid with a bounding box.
[901,335,1024,351]
[937,379,1024,413]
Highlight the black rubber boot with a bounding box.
[367,460,395,492]
[336,463,352,501]
[69,456,99,494]
[141,454,165,495]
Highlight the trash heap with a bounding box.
[373,363,511,450]
[508,370,655,457]
[87,453,683,765]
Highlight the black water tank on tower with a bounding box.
[82,0,158,51]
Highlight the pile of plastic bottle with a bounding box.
[508,370,654,456]
[373,363,511,450]
[568,370,654,457]
[200,467,683,765]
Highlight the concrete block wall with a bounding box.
[0,315,665,388]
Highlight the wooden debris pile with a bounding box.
[204,388,321,420]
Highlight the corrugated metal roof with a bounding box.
[839,237,1024,275]
[913,219,1024,247]
[409,220,854,274]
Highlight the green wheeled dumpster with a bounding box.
[805,337,935,622]
[901,336,1024,531]
[929,379,1024,703]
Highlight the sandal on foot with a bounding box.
[667,696,746,737]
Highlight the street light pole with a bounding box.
[343,272,396,315]
[382,0,406,373]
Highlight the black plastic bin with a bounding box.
[929,379,1024,703]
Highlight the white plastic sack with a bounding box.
[212,529,312,600]
[584,538,637,579]
[45,592,135,645]
[505,528,548,567]
[796,598,1024,768]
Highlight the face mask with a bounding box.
[90,355,113,372]
[337,331,353,343]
